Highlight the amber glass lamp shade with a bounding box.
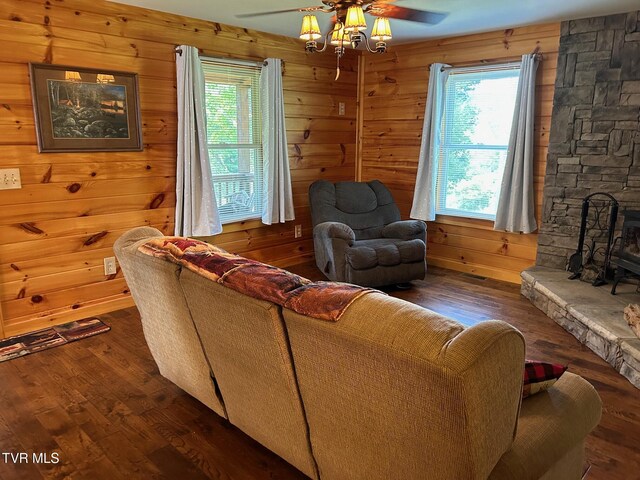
[344,5,366,33]
[300,15,322,41]
[371,17,392,41]
[331,23,349,46]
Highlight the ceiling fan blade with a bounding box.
[236,6,327,19]
[369,5,448,25]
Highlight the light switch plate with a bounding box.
[338,102,346,116]
[0,168,21,190]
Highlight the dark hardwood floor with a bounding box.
[0,265,638,480]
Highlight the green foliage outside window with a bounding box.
[205,83,239,174]
[437,69,520,219]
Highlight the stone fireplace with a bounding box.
[537,11,640,269]
[522,11,640,389]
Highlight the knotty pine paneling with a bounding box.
[0,0,358,337]
[358,24,561,284]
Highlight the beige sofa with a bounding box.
[114,227,602,480]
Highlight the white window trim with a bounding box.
[434,64,520,222]
[201,57,264,225]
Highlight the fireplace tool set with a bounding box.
[567,192,619,288]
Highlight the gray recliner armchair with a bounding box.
[309,180,427,287]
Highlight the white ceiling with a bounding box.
[110,0,639,43]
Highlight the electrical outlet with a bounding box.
[338,102,346,116]
[0,168,21,190]
[103,257,117,276]
[294,224,302,238]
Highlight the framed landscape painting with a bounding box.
[29,63,143,152]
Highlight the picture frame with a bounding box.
[29,63,143,153]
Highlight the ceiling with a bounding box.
[110,0,639,44]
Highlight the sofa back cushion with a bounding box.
[179,268,318,479]
[282,293,525,480]
[309,180,401,240]
[113,227,226,416]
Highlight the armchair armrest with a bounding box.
[313,222,356,281]
[382,220,426,241]
[314,222,356,246]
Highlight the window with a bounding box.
[202,59,263,224]
[435,67,520,220]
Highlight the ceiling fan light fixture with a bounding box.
[299,14,322,41]
[344,5,366,33]
[371,17,392,41]
[294,1,410,76]
[330,23,349,46]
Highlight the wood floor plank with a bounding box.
[0,264,637,480]
[0,432,44,480]
[35,405,119,477]
[146,445,211,480]
[95,431,165,479]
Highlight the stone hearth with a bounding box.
[522,267,640,388]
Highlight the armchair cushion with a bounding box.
[334,182,380,214]
[346,239,425,270]
[382,220,427,241]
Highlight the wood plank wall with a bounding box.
[358,24,561,284]
[0,0,358,338]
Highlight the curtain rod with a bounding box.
[440,53,543,73]
[174,46,267,67]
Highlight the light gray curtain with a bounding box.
[410,63,450,222]
[175,45,222,236]
[494,54,539,233]
[260,58,295,225]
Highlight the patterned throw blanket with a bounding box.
[138,237,374,322]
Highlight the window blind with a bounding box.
[201,59,263,224]
[435,67,520,220]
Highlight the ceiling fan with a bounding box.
[237,1,447,78]
[237,1,448,26]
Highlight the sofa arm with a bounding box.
[489,372,602,480]
[382,220,426,241]
[443,321,526,479]
[314,222,356,246]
